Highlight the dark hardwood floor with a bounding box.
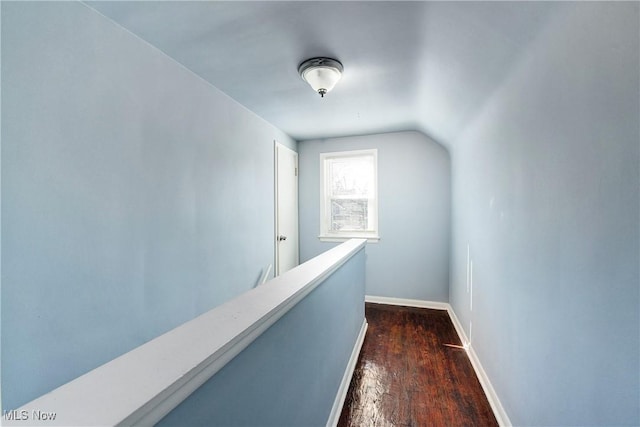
[338,303,498,427]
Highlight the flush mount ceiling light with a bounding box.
[298,57,343,98]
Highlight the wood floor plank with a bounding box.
[338,303,498,427]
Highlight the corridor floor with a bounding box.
[338,303,498,427]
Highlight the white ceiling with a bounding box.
[87,1,561,145]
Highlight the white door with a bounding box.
[275,142,299,275]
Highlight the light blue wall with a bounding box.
[158,248,366,426]
[1,2,295,410]
[298,131,450,302]
[449,3,639,425]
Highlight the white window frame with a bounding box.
[319,149,379,242]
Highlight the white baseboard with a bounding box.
[365,295,449,311]
[366,295,512,427]
[326,319,368,427]
[446,309,511,426]
[466,343,512,427]
[446,304,470,346]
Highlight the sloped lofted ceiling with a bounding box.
[87,1,560,145]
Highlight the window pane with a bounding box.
[329,156,373,197]
[330,199,369,231]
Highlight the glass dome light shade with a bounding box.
[302,66,342,93]
[298,58,344,97]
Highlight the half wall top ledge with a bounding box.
[4,240,367,426]
[86,0,561,145]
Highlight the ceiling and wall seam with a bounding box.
[80,1,296,142]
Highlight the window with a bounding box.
[320,149,379,241]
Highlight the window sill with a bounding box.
[319,235,380,243]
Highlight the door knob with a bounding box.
[278,235,287,241]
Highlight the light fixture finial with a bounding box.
[298,57,343,97]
